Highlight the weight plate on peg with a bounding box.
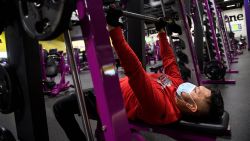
[204,60,226,80]
[0,65,13,114]
[18,0,76,40]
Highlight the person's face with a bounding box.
[190,86,211,103]
[179,86,211,114]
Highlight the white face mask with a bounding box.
[176,82,198,112]
[176,82,196,96]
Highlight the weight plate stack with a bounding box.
[0,65,21,114]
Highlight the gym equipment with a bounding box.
[191,0,237,84]
[64,30,95,141]
[0,65,12,113]
[73,0,229,140]
[18,0,76,40]
[104,6,182,35]
[0,126,16,141]
[2,0,232,140]
[79,50,89,70]
[202,0,221,62]
[172,37,186,50]
[0,64,21,114]
[204,60,226,80]
[216,8,238,71]
[65,48,86,73]
[145,43,157,65]
[178,62,191,81]
[239,35,247,50]
[40,47,71,96]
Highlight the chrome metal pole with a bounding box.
[64,30,95,141]
[160,0,166,17]
[122,10,158,22]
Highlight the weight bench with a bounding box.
[84,89,231,141]
[129,111,230,141]
[149,62,163,73]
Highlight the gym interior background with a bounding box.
[0,0,250,141]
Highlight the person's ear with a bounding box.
[185,103,197,112]
[181,92,197,112]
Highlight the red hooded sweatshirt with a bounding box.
[109,27,183,125]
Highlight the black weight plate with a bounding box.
[0,65,21,114]
[0,65,12,114]
[18,0,76,40]
[204,60,226,80]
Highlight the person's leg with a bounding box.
[53,94,86,141]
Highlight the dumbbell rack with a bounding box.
[201,0,236,84]
[216,8,239,73]
[224,15,242,57]
[171,0,202,85]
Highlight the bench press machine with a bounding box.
[65,0,231,141]
[0,0,231,140]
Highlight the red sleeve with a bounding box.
[158,32,183,87]
[109,27,146,77]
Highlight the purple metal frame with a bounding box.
[77,0,132,140]
[244,0,250,49]
[50,52,71,95]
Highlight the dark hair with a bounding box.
[208,88,224,121]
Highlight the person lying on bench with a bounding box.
[53,7,224,141]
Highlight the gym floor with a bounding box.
[0,49,250,141]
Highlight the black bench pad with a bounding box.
[130,111,230,136]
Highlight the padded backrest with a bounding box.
[176,111,230,136]
[130,111,231,137]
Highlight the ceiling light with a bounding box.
[224,0,230,2]
[226,4,235,7]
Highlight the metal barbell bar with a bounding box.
[104,7,158,22]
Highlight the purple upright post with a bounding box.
[77,0,132,141]
[225,16,233,33]
[244,0,250,49]
[203,0,222,61]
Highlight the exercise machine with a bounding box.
[0,0,231,141]
[40,46,71,96]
